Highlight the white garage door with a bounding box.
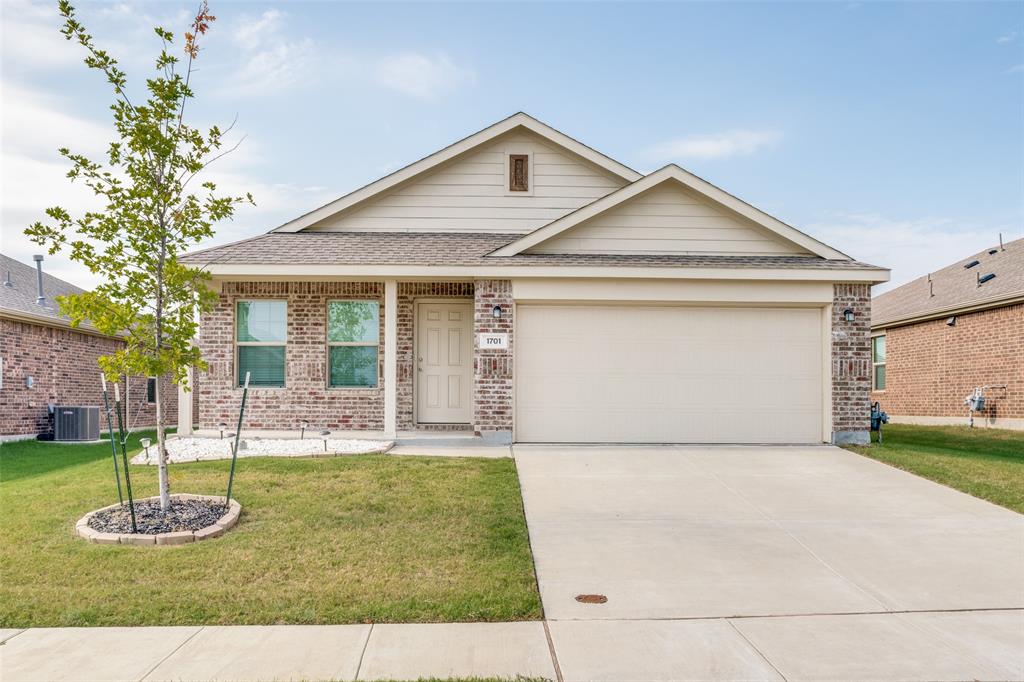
[516,305,825,443]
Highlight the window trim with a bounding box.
[871,333,886,392]
[326,299,381,390]
[235,299,288,389]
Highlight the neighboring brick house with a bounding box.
[0,254,177,440]
[180,113,888,445]
[871,238,1023,430]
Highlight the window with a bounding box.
[327,300,379,388]
[872,334,886,391]
[236,300,287,387]
[509,154,529,191]
[146,377,157,404]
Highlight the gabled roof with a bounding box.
[489,164,851,260]
[273,112,643,233]
[873,237,1024,328]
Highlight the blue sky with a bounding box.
[2,0,1022,291]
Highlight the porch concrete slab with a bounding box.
[356,622,556,681]
[731,612,1015,681]
[389,444,511,458]
[548,618,783,682]
[900,609,1024,681]
[516,444,1024,621]
[142,625,371,682]
[0,626,201,682]
[780,517,1024,611]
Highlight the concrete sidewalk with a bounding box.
[2,609,1021,681]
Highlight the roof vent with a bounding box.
[32,255,45,305]
[978,272,996,286]
[988,249,998,255]
[964,260,980,269]
[2,270,12,287]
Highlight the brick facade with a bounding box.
[0,317,177,438]
[473,279,514,440]
[831,283,872,443]
[196,281,385,431]
[871,303,1023,425]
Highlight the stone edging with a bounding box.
[75,494,241,546]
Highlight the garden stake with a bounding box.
[100,375,124,505]
[225,372,250,508]
[113,382,138,533]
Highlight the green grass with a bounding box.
[0,432,541,627]
[846,423,1024,513]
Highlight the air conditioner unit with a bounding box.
[54,406,101,442]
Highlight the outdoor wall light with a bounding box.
[25,376,34,389]
[843,309,855,323]
[946,316,957,327]
[492,305,502,319]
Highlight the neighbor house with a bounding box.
[179,113,889,445]
[870,237,1022,430]
[0,254,177,440]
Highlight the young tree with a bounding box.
[27,1,252,510]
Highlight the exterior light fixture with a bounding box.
[492,305,502,320]
[300,420,309,440]
[843,309,855,323]
[218,422,227,440]
[946,316,957,327]
[140,437,152,462]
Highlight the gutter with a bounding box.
[0,306,124,339]
[871,293,1024,330]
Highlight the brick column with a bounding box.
[831,283,872,444]
[473,279,513,444]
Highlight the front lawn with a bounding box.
[0,432,541,627]
[846,423,1024,513]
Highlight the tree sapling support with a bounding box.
[225,371,250,508]
[100,374,124,505]
[113,382,138,533]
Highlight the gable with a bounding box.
[304,129,628,234]
[526,182,811,256]
[492,165,850,260]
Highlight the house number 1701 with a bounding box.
[478,333,509,350]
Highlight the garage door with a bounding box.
[516,305,824,443]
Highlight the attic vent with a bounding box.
[978,273,996,285]
[988,249,998,255]
[509,154,529,192]
[964,260,980,269]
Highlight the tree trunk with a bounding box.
[155,375,171,511]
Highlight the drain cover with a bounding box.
[575,594,608,604]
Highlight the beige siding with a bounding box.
[308,131,626,233]
[516,304,825,443]
[527,184,810,256]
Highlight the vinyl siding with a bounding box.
[528,184,811,256]
[306,131,626,233]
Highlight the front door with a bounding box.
[416,302,473,424]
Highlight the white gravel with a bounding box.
[132,436,393,464]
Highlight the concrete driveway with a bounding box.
[515,444,1024,680]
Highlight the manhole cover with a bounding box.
[575,594,608,604]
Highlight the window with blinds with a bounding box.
[236,300,287,387]
[327,300,379,388]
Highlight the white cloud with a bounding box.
[647,130,783,162]
[805,213,1020,293]
[226,10,316,95]
[374,52,476,99]
[1007,64,1024,74]
[996,31,1018,44]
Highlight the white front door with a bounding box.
[416,302,473,424]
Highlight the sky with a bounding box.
[1,0,1022,293]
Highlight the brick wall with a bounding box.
[397,282,474,429]
[0,317,177,437]
[871,303,1023,422]
[196,281,384,431]
[832,284,872,443]
[473,279,514,440]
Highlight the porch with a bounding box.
[177,279,514,442]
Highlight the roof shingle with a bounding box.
[0,253,84,323]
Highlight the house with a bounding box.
[179,113,889,445]
[870,237,1022,430]
[0,253,177,440]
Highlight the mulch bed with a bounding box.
[88,498,227,535]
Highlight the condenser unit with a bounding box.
[54,406,101,441]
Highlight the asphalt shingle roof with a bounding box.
[873,237,1024,327]
[0,253,84,323]
[181,232,882,270]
